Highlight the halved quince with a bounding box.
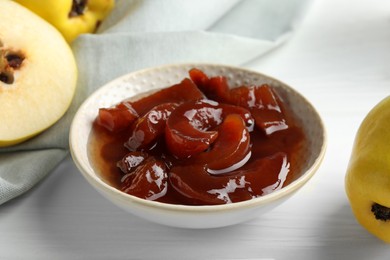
[0,0,77,147]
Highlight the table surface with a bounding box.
[1,0,390,259]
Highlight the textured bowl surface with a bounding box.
[69,63,327,228]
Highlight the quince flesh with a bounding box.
[0,0,77,146]
[14,0,115,43]
[346,96,390,242]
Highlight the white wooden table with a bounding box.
[1,0,390,259]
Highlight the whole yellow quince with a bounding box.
[346,96,390,242]
[14,0,115,43]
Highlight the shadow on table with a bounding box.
[314,203,390,260]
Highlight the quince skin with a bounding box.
[14,0,115,43]
[345,96,390,242]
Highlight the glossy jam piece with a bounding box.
[170,152,289,205]
[117,151,149,174]
[228,85,288,135]
[97,102,138,132]
[165,99,254,159]
[189,68,230,102]
[189,69,287,135]
[206,76,230,102]
[122,78,204,116]
[189,68,209,89]
[165,122,218,160]
[190,114,251,173]
[165,100,220,159]
[97,78,203,132]
[125,103,178,151]
[121,157,168,201]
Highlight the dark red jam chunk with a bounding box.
[165,99,220,159]
[169,152,289,205]
[97,78,203,132]
[121,157,168,201]
[97,103,138,132]
[189,68,230,102]
[189,114,251,173]
[125,103,178,151]
[189,68,209,89]
[165,99,254,159]
[117,151,149,174]
[228,85,288,135]
[122,78,204,116]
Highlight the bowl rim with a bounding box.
[69,62,327,213]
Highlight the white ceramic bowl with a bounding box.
[69,63,326,229]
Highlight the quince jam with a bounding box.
[88,68,306,205]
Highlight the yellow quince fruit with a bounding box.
[14,0,115,43]
[345,96,390,242]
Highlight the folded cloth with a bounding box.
[0,0,311,205]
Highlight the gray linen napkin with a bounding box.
[0,0,311,205]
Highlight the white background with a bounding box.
[1,0,390,259]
